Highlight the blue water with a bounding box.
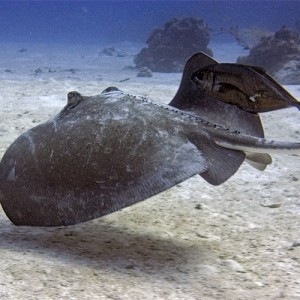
[0,1,299,45]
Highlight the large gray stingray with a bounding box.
[0,53,299,226]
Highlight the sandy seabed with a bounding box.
[0,42,300,300]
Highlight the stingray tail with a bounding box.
[214,133,300,155]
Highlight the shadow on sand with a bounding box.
[0,212,210,280]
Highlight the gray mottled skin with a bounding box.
[0,91,210,226]
[0,52,299,227]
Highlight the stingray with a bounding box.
[0,55,300,227]
[190,52,300,113]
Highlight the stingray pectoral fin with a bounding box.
[185,52,218,74]
[295,102,300,111]
[201,146,245,186]
[247,65,300,111]
[169,53,265,139]
[188,134,245,185]
[0,126,210,226]
[248,65,268,74]
[169,52,218,109]
[245,153,272,171]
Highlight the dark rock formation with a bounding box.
[237,26,300,77]
[134,17,212,72]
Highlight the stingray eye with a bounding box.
[68,92,74,99]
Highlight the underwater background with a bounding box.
[1,1,300,300]
[1,0,300,45]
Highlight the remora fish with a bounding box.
[191,53,300,113]
[0,86,299,227]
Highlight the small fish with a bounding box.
[191,53,300,113]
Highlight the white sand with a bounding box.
[0,42,300,299]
